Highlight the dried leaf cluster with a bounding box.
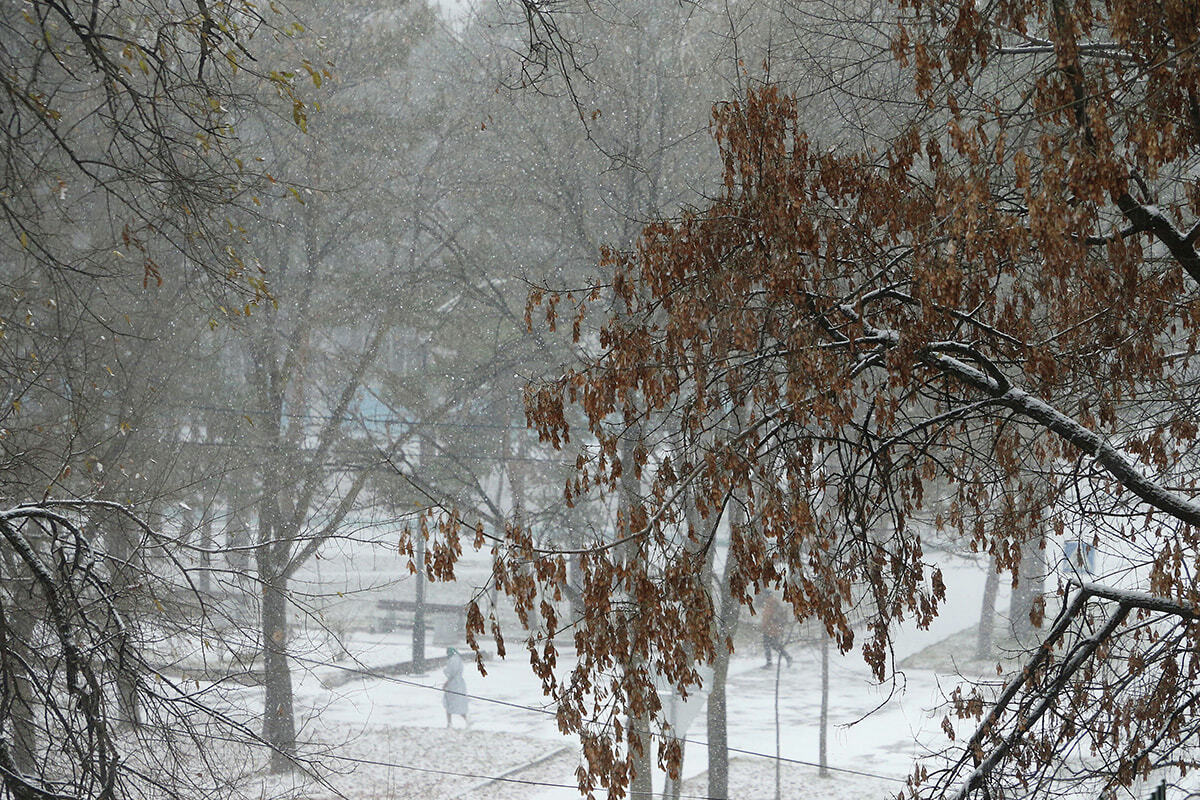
[428,0,1200,795]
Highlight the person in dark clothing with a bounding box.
[760,593,793,668]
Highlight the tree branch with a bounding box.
[1115,194,1200,288]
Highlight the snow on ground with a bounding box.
[226,561,1002,799]
[259,725,569,800]
[266,645,944,799]
[210,539,1200,800]
[679,757,897,800]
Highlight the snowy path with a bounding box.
[279,642,957,799]
[243,560,994,799]
[286,650,969,796]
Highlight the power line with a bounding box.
[118,703,872,800]
[76,652,907,798]
[287,652,909,784]
[323,749,732,799]
[290,652,558,717]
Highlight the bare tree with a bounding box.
[0,500,273,800]
[0,0,318,295]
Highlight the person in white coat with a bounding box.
[442,647,469,728]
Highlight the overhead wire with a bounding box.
[286,651,909,784]
[96,713,829,800]
[323,750,753,799]
[150,403,909,789]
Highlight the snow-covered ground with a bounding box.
[225,559,1004,800]
[248,646,934,800]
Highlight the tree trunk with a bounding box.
[568,552,584,621]
[199,512,214,596]
[661,724,684,800]
[0,575,38,775]
[262,574,296,772]
[227,518,251,573]
[977,554,999,659]
[706,650,731,800]
[707,505,744,800]
[103,510,142,729]
[618,430,653,800]
[630,708,653,800]
[1009,539,1046,645]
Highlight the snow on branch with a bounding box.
[944,581,1198,800]
[834,301,1200,530]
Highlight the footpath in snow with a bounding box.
[240,561,1001,799]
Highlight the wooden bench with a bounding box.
[374,599,467,644]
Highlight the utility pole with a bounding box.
[820,632,829,777]
[411,344,429,673]
[774,654,783,800]
[412,434,426,672]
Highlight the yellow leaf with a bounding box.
[292,100,307,133]
[302,62,322,88]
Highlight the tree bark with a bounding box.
[706,651,731,799]
[0,575,37,775]
[621,431,653,800]
[662,725,684,800]
[707,503,744,800]
[199,512,214,596]
[261,573,296,772]
[977,555,999,659]
[103,510,142,729]
[629,712,654,799]
[1009,539,1046,645]
[226,511,251,573]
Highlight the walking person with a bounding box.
[760,593,793,669]
[442,647,469,728]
